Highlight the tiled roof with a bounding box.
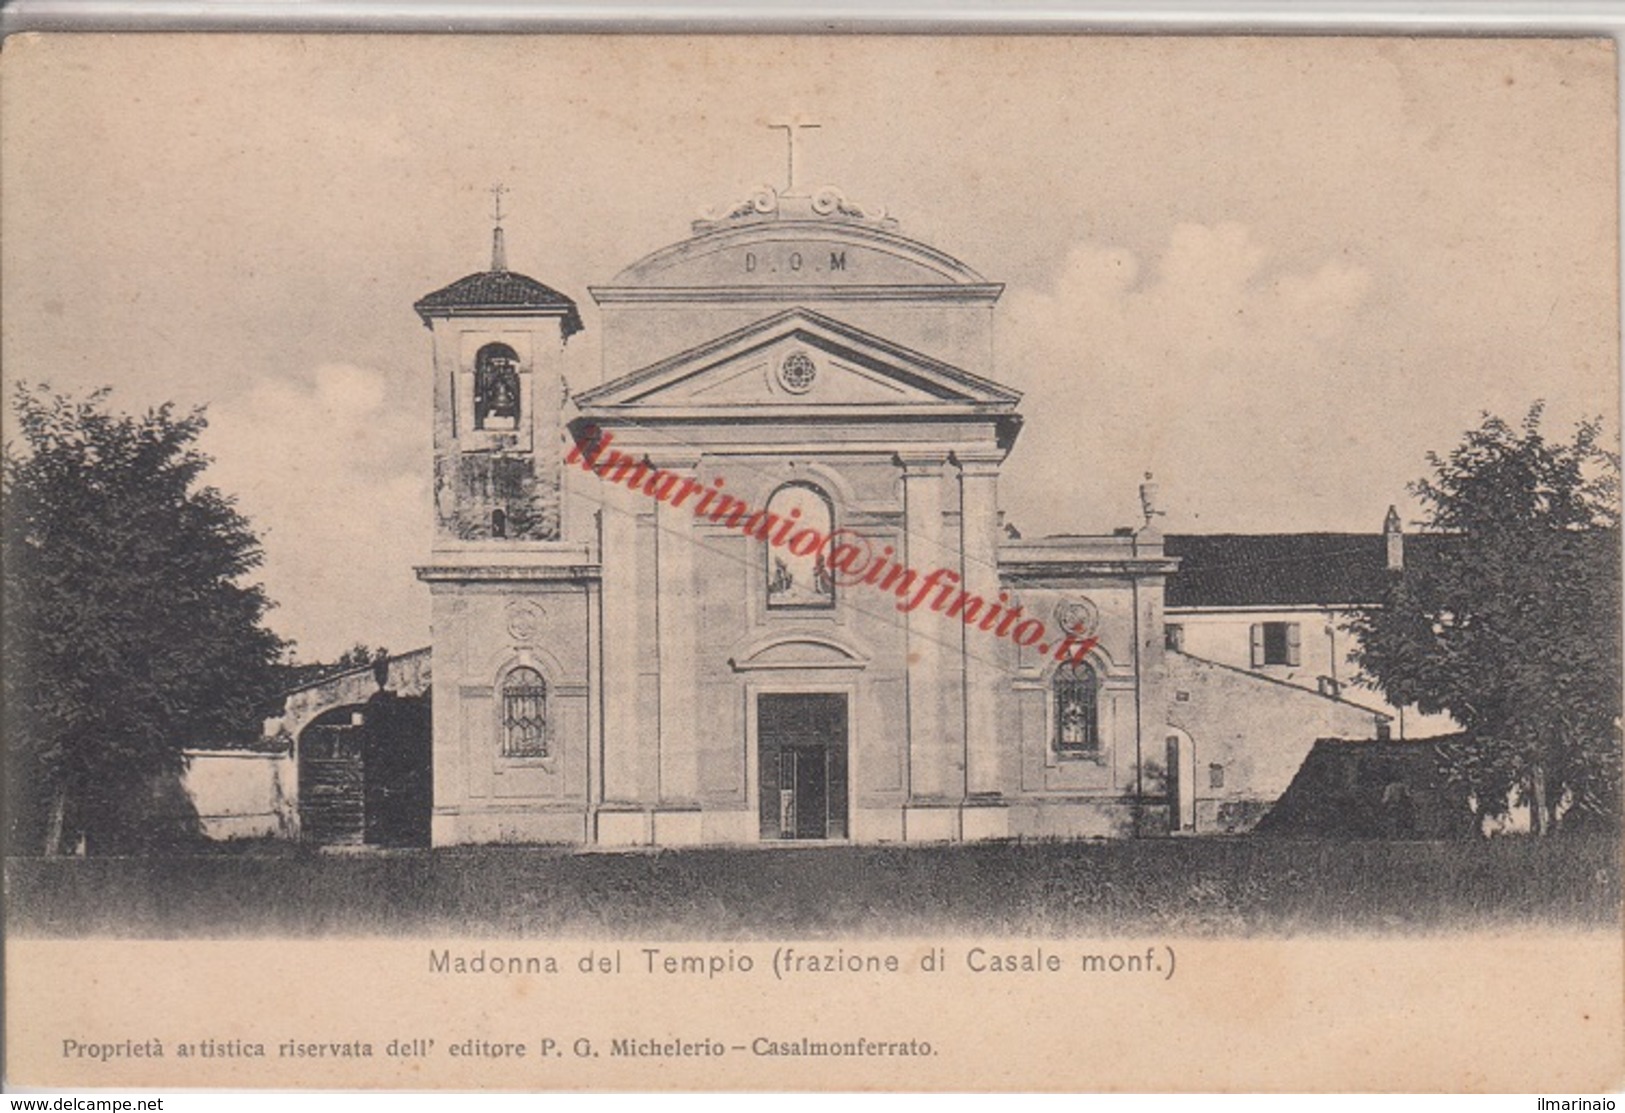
[1164,533,1442,608]
[1166,529,1617,609]
[414,270,584,338]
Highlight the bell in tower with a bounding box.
[412,186,584,544]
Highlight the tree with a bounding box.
[1349,403,1621,834]
[334,644,390,671]
[2,384,287,854]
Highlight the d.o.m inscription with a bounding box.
[742,249,849,275]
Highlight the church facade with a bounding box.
[406,184,1388,848]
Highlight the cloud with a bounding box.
[997,222,1375,535]
[202,363,431,662]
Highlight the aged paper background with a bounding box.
[2,33,1621,1092]
[6,936,1624,1091]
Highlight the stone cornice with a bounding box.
[999,559,1181,581]
[571,432,1002,459]
[416,564,601,584]
[569,407,1016,428]
[589,283,1004,306]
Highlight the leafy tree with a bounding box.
[2,385,287,854]
[334,644,389,671]
[1350,404,1621,834]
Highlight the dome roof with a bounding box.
[414,269,584,338]
[596,186,993,296]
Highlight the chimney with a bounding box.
[1384,505,1404,571]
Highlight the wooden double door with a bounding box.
[298,692,432,847]
[758,693,849,841]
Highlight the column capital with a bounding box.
[951,451,1005,478]
[644,453,702,472]
[895,451,948,475]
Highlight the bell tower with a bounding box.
[413,190,598,848]
[413,188,584,545]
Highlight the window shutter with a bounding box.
[1249,624,1264,667]
[1285,622,1302,667]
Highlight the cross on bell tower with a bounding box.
[489,182,510,271]
[415,180,583,547]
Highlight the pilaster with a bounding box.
[654,456,701,805]
[600,481,643,805]
[956,452,1007,807]
[899,453,956,806]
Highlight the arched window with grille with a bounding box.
[474,343,521,431]
[501,667,549,758]
[1053,661,1100,756]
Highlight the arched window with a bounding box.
[474,343,521,431]
[491,508,507,539]
[501,667,548,758]
[764,482,835,610]
[1053,661,1100,756]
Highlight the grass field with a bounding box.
[7,836,1620,938]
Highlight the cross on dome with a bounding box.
[767,118,821,196]
[693,122,894,233]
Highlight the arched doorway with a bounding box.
[1165,728,1197,834]
[297,691,432,847]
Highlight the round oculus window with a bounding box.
[1053,598,1100,640]
[778,350,817,393]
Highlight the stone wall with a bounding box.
[1165,652,1388,833]
[183,750,295,840]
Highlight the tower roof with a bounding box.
[413,269,584,338]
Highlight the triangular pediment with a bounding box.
[572,308,1021,414]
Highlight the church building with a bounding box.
[402,176,1390,848]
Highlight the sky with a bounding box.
[1,34,1617,660]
